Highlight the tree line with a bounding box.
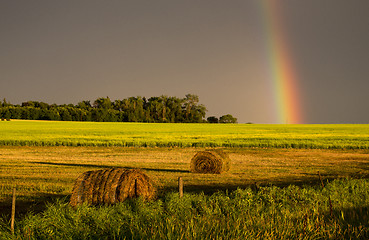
[0,94,237,123]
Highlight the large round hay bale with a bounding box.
[70,168,155,207]
[190,149,231,174]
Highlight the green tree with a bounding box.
[0,94,212,123]
[35,101,49,109]
[146,96,170,122]
[22,101,35,107]
[8,106,22,119]
[219,114,237,124]
[39,109,52,120]
[93,97,112,109]
[77,101,92,110]
[2,98,10,107]
[119,97,143,122]
[182,94,207,123]
[183,94,198,121]
[207,116,219,123]
[59,107,72,121]
[3,108,11,120]
[29,107,41,120]
[48,108,61,120]
[165,96,183,123]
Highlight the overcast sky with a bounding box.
[1,0,368,124]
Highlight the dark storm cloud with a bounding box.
[1,0,368,123]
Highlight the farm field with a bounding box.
[1,120,369,149]
[1,146,368,212]
[0,146,369,239]
[1,121,369,238]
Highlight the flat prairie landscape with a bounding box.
[1,121,369,239]
[1,121,368,207]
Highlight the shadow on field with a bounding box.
[158,172,369,197]
[329,206,369,227]
[157,178,331,196]
[32,161,190,173]
[0,193,68,219]
[354,162,369,175]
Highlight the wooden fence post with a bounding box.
[178,177,183,198]
[134,179,138,197]
[11,188,16,235]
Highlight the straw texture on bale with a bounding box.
[70,168,155,207]
[190,149,231,174]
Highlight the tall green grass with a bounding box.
[1,121,369,149]
[1,178,368,239]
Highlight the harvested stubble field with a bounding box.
[1,146,368,213]
[1,121,369,239]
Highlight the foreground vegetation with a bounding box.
[1,178,368,239]
[0,122,368,239]
[1,121,369,149]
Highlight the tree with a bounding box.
[146,97,161,122]
[219,114,237,123]
[182,94,207,123]
[2,98,11,107]
[36,102,49,109]
[77,101,92,109]
[207,116,219,123]
[8,106,22,119]
[3,108,11,120]
[165,96,183,123]
[29,107,41,120]
[146,95,171,123]
[0,94,212,123]
[22,101,35,107]
[93,97,112,109]
[183,94,198,120]
[59,107,72,121]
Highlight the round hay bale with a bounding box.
[69,170,93,207]
[190,149,231,174]
[70,168,155,207]
[116,169,156,202]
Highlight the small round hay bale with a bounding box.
[70,168,155,207]
[190,149,231,174]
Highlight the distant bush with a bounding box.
[219,114,237,123]
[207,116,219,123]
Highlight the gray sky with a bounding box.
[1,0,368,124]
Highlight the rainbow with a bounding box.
[260,0,303,124]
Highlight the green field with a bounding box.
[1,120,369,149]
[1,121,369,239]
